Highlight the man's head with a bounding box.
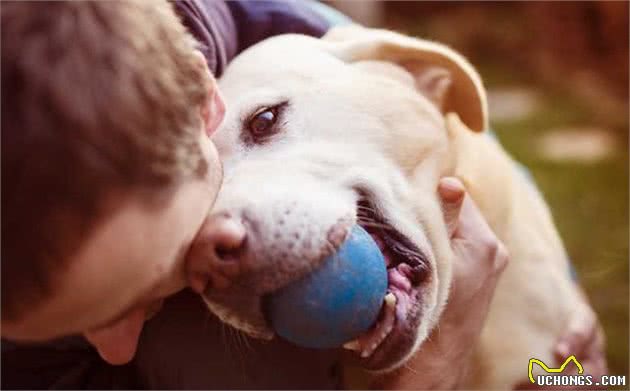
[1,0,224,355]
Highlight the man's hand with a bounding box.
[554,291,607,380]
[514,290,608,390]
[374,177,509,389]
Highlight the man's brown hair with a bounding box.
[1,1,212,321]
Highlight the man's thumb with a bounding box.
[438,177,465,238]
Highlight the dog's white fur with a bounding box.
[209,26,589,388]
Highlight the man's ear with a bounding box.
[191,50,225,136]
[323,25,488,132]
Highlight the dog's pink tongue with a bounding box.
[84,308,146,365]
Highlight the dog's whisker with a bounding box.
[225,324,235,351]
[356,219,390,227]
[220,321,237,354]
[236,328,253,352]
[241,331,253,351]
[229,326,249,364]
[356,221,396,231]
[356,208,379,216]
[403,363,422,375]
[227,327,249,382]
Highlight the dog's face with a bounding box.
[204,26,487,371]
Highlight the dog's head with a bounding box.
[198,26,487,371]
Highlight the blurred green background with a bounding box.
[327,0,629,379]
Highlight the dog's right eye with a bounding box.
[244,102,287,144]
[249,108,277,136]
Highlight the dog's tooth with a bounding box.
[379,323,394,343]
[343,339,361,351]
[384,292,396,307]
[352,294,397,360]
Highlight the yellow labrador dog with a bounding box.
[201,26,595,388]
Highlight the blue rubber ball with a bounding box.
[267,224,388,349]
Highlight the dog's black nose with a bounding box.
[186,213,247,294]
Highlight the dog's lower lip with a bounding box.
[352,197,429,369]
[343,285,424,370]
[358,289,423,370]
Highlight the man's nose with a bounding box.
[187,213,247,294]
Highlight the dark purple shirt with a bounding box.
[173,0,329,77]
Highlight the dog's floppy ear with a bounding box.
[324,25,487,132]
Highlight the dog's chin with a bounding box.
[336,195,434,371]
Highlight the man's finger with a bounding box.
[438,177,466,238]
[554,301,597,360]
